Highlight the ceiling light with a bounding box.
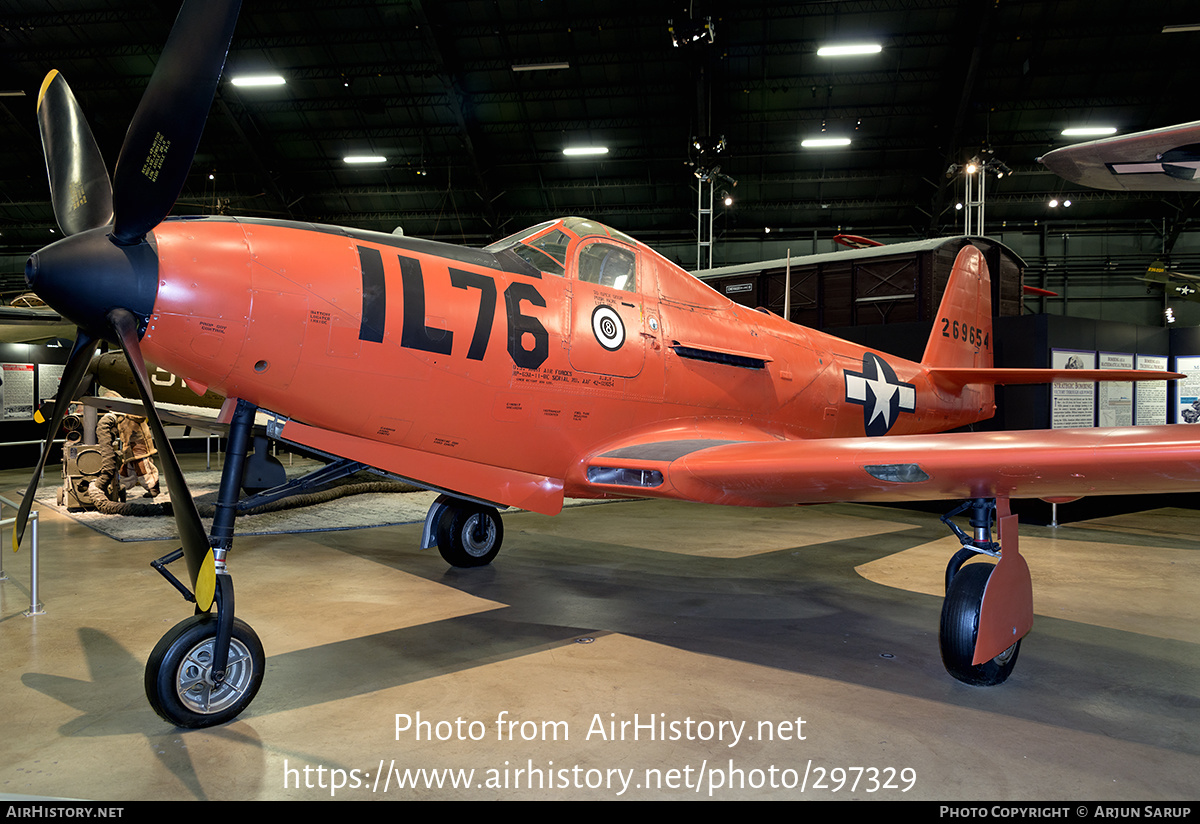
[1163,24,1200,33]
[817,44,882,57]
[563,147,609,156]
[343,155,387,164]
[231,74,286,87]
[512,62,570,72]
[1061,126,1117,137]
[801,137,851,148]
[1049,199,1059,208]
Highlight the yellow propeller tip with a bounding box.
[37,70,58,111]
[195,551,217,612]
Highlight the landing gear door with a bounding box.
[568,239,651,378]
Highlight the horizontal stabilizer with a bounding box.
[926,367,1182,391]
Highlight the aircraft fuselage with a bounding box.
[131,216,993,509]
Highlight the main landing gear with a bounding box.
[146,399,266,728]
[422,494,505,567]
[937,497,1033,686]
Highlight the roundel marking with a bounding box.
[591,305,625,351]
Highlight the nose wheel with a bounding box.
[144,613,265,728]
[145,399,266,728]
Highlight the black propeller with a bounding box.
[14,0,241,613]
[10,331,99,552]
[108,308,216,608]
[112,1,241,245]
[36,71,113,236]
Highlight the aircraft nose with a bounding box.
[24,228,160,342]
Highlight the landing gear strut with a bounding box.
[938,497,1032,686]
[146,399,264,727]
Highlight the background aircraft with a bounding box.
[0,292,74,343]
[1136,260,1200,302]
[91,351,226,408]
[1040,122,1200,307]
[10,0,1200,729]
[1039,120,1200,192]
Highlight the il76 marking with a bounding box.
[357,247,549,369]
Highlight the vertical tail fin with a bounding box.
[919,246,1174,403]
[921,245,993,370]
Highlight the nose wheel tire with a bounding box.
[939,561,1021,686]
[436,503,503,567]
[145,613,265,728]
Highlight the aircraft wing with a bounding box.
[580,425,1200,507]
[0,304,74,343]
[81,395,268,434]
[1138,264,1200,286]
[1039,120,1200,192]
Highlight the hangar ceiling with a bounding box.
[0,0,1197,263]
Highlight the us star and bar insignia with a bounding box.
[844,353,916,436]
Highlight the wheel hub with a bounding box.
[463,514,496,557]
[176,636,256,714]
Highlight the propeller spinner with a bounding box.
[13,0,241,615]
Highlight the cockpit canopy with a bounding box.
[485,217,641,290]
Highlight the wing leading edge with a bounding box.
[579,425,1200,507]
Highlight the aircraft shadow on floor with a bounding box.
[18,507,1197,760]
[304,510,1200,757]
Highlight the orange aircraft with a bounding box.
[12,0,1200,728]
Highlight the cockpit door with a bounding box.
[568,239,654,378]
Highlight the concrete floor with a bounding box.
[1,458,1197,801]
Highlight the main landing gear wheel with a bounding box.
[145,613,265,728]
[939,562,1020,686]
[436,503,504,567]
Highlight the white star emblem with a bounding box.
[845,353,916,436]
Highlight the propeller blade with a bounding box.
[12,331,98,551]
[111,0,241,245]
[36,71,114,236]
[108,308,217,611]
